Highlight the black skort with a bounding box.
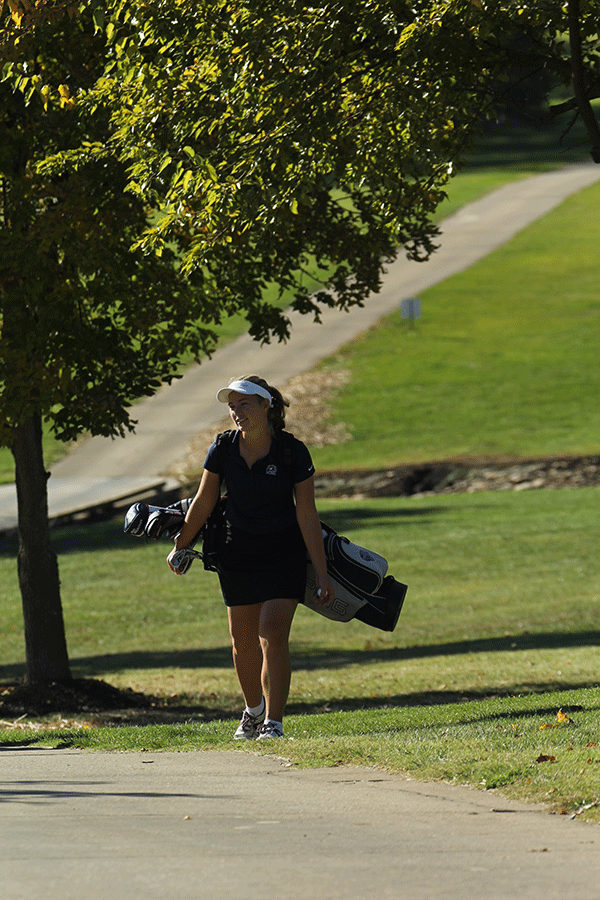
[216,522,307,607]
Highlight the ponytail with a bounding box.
[242,374,288,433]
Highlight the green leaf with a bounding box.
[92,5,104,33]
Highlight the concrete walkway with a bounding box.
[1,747,599,900]
[1,163,600,529]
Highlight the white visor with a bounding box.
[216,380,273,406]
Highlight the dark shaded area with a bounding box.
[466,108,596,169]
[3,629,598,682]
[0,678,153,718]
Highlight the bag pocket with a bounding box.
[321,521,388,598]
[201,496,227,572]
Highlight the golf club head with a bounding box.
[123,502,150,536]
[146,507,185,540]
[169,546,196,575]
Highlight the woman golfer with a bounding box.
[167,375,332,740]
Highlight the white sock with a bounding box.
[246,698,265,718]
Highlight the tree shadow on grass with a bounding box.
[1,678,597,730]
[0,519,140,557]
[283,684,600,719]
[2,629,598,684]
[321,505,448,533]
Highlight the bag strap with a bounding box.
[212,430,236,490]
[273,429,296,478]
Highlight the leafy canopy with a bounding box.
[3,0,600,442]
[75,0,501,344]
[76,0,600,345]
[0,1,217,444]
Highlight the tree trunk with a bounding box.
[11,412,71,684]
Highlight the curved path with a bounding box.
[1,163,599,525]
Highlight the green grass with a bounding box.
[311,177,600,471]
[2,488,599,687]
[1,488,599,818]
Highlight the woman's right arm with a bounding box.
[167,470,221,571]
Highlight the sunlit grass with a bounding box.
[311,178,600,470]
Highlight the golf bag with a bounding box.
[124,501,407,632]
[303,523,407,632]
[123,496,222,574]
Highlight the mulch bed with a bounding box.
[0,678,152,719]
[313,455,600,498]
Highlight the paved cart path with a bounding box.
[1,747,598,900]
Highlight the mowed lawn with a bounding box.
[311,177,600,471]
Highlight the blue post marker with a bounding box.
[401,297,421,329]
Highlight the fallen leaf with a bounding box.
[557,709,574,725]
[536,754,556,763]
[571,801,600,819]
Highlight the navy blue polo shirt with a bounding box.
[203,430,314,534]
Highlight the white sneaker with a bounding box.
[233,708,265,741]
[256,722,284,740]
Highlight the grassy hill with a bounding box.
[311,176,600,471]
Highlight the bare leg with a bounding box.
[259,598,298,722]
[227,604,263,710]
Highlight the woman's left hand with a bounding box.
[313,572,334,607]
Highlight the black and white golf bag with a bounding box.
[124,502,407,632]
[304,523,407,632]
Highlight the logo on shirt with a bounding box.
[266,465,277,475]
